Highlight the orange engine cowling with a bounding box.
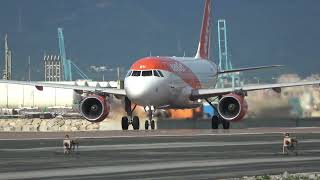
[80,95,110,122]
[217,93,248,122]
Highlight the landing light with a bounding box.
[145,106,155,111]
[145,106,150,111]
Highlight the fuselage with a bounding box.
[124,56,218,109]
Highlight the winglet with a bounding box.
[195,0,212,60]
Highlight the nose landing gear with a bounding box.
[120,98,156,131]
[121,97,140,130]
[144,106,156,130]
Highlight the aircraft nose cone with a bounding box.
[124,77,167,106]
[125,77,153,101]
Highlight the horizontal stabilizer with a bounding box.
[219,65,283,74]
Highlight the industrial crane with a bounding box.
[58,28,88,81]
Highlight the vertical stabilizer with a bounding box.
[195,0,212,60]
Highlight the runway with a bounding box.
[0,128,320,179]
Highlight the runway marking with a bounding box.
[0,127,319,141]
[1,156,320,180]
[0,131,265,140]
[1,139,320,152]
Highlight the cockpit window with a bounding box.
[126,71,132,77]
[131,71,141,76]
[157,70,164,77]
[153,70,160,77]
[142,71,152,76]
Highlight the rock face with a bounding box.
[0,118,101,132]
[0,117,155,132]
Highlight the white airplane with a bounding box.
[2,0,320,130]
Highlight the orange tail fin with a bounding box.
[195,0,212,60]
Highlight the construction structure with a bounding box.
[3,34,12,80]
[58,28,72,81]
[44,55,62,82]
[58,28,88,81]
[216,19,240,88]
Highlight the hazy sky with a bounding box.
[0,0,320,80]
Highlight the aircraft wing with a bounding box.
[0,80,127,96]
[218,65,282,74]
[191,80,320,100]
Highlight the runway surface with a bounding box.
[0,128,320,179]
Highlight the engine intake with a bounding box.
[218,93,248,122]
[80,95,110,122]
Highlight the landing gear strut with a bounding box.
[145,106,155,130]
[211,116,230,129]
[206,99,230,130]
[121,97,140,130]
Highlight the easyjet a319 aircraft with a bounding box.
[2,0,320,130]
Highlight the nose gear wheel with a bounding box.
[144,106,155,130]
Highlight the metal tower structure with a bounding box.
[3,34,12,80]
[58,28,89,80]
[58,28,72,81]
[217,19,240,88]
[70,60,89,79]
[44,55,62,82]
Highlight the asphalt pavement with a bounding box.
[0,128,320,179]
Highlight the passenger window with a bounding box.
[153,70,160,77]
[132,71,141,76]
[142,71,152,76]
[126,71,132,77]
[157,70,164,77]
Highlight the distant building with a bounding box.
[44,55,62,82]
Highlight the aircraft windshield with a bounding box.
[126,71,132,77]
[131,71,141,76]
[157,70,164,77]
[130,70,164,77]
[153,70,160,77]
[142,71,152,76]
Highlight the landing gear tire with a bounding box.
[122,116,129,130]
[222,119,230,129]
[150,120,155,130]
[132,116,140,130]
[145,120,149,130]
[212,116,219,129]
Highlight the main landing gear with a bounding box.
[121,97,140,130]
[205,99,230,130]
[144,106,155,130]
[211,115,230,129]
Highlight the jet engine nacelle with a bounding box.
[217,93,248,122]
[80,95,110,122]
